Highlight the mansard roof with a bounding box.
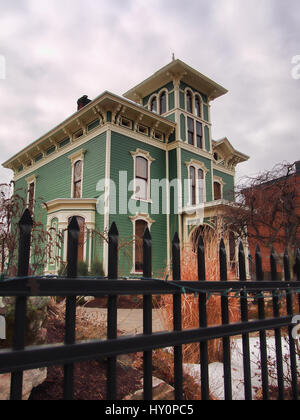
[123,59,228,103]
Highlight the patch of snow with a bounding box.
[183,337,300,400]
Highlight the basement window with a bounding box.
[59,137,70,148]
[120,117,132,129]
[74,129,83,140]
[87,119,100,132]
[154,131,163,141]
[34,153,43,163]
[46,146,56,156]
[137,125,148,135]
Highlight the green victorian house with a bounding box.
[3,59,249,276]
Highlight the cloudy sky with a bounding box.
[0,0,299,185]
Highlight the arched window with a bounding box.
[150,97,157,113]
[186,90,193,113]
[190,166,196,205]
[198,169,204,203]
[135,219,148,272]
[195,96,201,117]
[73,160,83,198]
[159,91,167,114]
[135,156,148,200]
[214,182,222,200]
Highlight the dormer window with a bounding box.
[195,95,201,118]
[150,97,157,113]
[186,90,193,113]
[159,91,167,114]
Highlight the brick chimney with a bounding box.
[295,161,300,174]
[77,95,91,111]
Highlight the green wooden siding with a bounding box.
[181,149,213,203]
[110,131,167,276]
[14,132,107,269]
[213,169,235,201]
[204,126,211,152]
[180,114,186,141]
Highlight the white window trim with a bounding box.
[148,94,158,114]
[185,160,209,207]
[185,88,194,114]
[129,213,155,275]
[186,117,205,149]
[194,93,203,118]
[148,88,169,115]
[45,202,97,274]
[130,148,155,202]
[213,176,225,200]
[68,149,86,198]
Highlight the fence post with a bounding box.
[284,250,298,400]
[107,222,118,400]
[219,239,232,400]
[270,247,284,400]
[255,245,269,400]
[296,249,300,311]
[10,209,33,400]
[63,216,79,400]
[172,232,183,400]
[238,241,252,400]
[197,236,209,400]
[143,227,152,400]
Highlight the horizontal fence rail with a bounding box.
[0,210,299,401]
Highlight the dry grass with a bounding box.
[47,298,107,342]
[157,225,241,363]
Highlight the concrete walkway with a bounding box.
[81,308,165,336]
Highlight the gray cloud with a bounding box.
[0,0,299,185]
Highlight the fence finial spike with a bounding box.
[19,208,33,228]
[68,216,79,232]
[109,221,119,237]
[172,232,180,245]
[198,235,204,249]
[143,226,151,240]
[220,238,225,250]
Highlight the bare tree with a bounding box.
[223,162,300,263]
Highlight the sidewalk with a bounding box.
[81,308,165,336]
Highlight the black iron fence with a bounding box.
[0,209,299,400]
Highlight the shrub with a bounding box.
[0,296,50,349]
[89,260,104,277]
[77,261,89,276]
